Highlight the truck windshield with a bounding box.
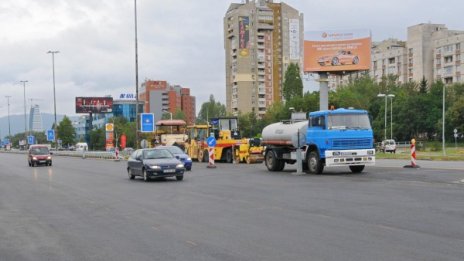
[328,114,371,130]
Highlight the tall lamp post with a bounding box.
[47,50,59,148]
[134,0,140,149]
[388,94,395,139]
[5,96,11,139]
[19,80,28,140]
[377,93,387,141]
[442,84,446,156]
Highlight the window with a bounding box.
[444,56,453,63]
[310,116,325,129]
[456,43,461,50]
[444,66,453,75]
[444,77,453,84]
[388,57,395,64]
[444,45,453,52]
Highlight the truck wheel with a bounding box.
[198,150,204,162]
[349,165,365,173]
[265,150,279,171]
[307,151,324,174]
[276,160,285,171]
[203,149,209,163]
[225,149,233,163]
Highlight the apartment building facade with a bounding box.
[224,0,303,117]
[139,80,196,124]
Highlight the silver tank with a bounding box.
[261,121,307,148]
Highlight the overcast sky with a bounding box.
[1,0,463,118]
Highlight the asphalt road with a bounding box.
[1,153,463,261]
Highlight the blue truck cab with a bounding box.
[306,108,375,173]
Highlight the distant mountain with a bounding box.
[0,113,78,138]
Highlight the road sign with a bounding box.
[140,113,155,133]
[207,136,216,147]
[46,129,55,141]
[454,128,458,133]
[210,118,219,125]
[105,123,114,132]
[27,135,35,145]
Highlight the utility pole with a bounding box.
[47,50,59,149]
[134,0,140,149]
[19,80,28,140]
[5,96,11,139]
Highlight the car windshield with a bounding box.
[166,146,184,154]
[31,147,49,155]
[328,114,371,130]
[143,149,173,159]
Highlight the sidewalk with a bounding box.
[376,159,464,170]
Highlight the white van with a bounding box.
[381,139,396,153]
[76,142,88,151]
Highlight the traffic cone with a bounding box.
[404,138,420,168]
[207,147,216,168]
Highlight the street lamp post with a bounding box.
[20,80,28,140]
[134,0,140,149]
[47,50,59,149]
[388,94,395,139]
[5,96,11,139]
[442,84,446,156]
[377,93,387,141]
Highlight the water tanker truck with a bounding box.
[261,108,375,174]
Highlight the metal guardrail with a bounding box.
[0,149,126,160]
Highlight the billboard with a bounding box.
[304,29,371,72]
[76,97,113,113]
[238,16,250,57]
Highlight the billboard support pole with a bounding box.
[319,72,329,111]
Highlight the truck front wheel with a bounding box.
[307,151,324,174]
[349,165,365,173]
[265,150,279,171]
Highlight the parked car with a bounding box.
[159,145,192,171]
[318,50,359,66]
[127,148,185,182]
[28,144,52,167]
[379,139,396,153]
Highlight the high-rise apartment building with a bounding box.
[371,39,408,84]
[29,104,43,132]
[139,80,196,124]
[224,0,303,117]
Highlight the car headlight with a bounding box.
[32,157,37,160]
[150,165,161,170]
[47,156,51,160]
[176,163,185,168]
[186,157,192,161]
[333,152,341,156]
[367,150,374,155]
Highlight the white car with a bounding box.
[381,139,396,153]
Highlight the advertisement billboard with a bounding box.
[304,29,371,72]
[76,97,113,113]
[238,16,250,57]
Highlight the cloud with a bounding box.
[0,0,463,120]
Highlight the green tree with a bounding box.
[89,128,105,150]
[56,116,76,146]
[197,95,226,123]
[282,63,303,101]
